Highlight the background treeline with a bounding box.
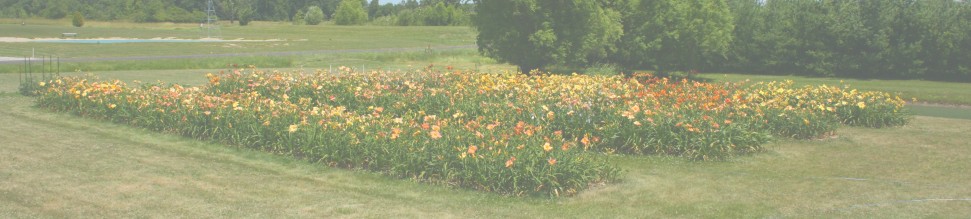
[0,0,471,26]
[474,0,970,81]
[722,0,971,81]
[374,0,471,26]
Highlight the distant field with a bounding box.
[1,19,492,74]
[0,19,475,58]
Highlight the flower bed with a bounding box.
[34,68,908,196]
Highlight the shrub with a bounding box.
[292,10,306,25]
[305,6,325,25]
[71,12,84,27]
[334,0,368,25]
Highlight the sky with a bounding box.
[378,0,404,4]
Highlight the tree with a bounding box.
[305,5,325,25]
[257,0,292,21]
[396,9,421,26]
[424,2,450,25]
[293,9,306,25]
[473,0,622,73]
[920,0,971,80]
[722,0,768,72]
[222,0,254,25]
[17,8,29,24]
[40,0,71,19]
[446,4,470,26]
[334,0,367,25]
[368,0,379,19]
[238,8,255,26]
[404,0,420,9]
[614,0,734,72]
[72,12,84,27]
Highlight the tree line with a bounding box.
[474,0,971,81]
[724,0,970,81]
[0,0,471,26]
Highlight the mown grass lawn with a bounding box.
[2,94,969,217]
[0,19,475,59]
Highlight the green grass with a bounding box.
[0,19,475,58]
[291,49,515,73]
[0,55,294,73]
[2,94,970,217]
[1,49,514,75]
[906,105,971,120]
[701,73,971,106]
[1,18,496,74]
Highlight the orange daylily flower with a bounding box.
[467,145,478,155]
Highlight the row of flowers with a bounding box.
[33,67,909,196]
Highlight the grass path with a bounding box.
[2,94,969,217]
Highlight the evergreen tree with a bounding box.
[72,11,84,27]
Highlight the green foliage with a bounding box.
[722,0,971,81]
[395,9,421,26]
[368,0,380,19]
[238,14,252,26]
[305,6,325,25]
[473,0,731,73]
[334,0,368,25]
[468,0,969,80]
[473,0,622,73]
[366,3,469,26]
[610,0,734,72]
[223,0,255,26]
[72,12,84,27]
[424,2,449,26]
[292,9,306,25]
[39,0,71,19]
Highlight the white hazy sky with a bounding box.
[378,0,404,4]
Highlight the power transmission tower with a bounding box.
[205,0,221,38]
